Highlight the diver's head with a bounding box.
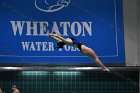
[57,41,65,48]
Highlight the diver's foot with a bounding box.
[103,68,110,72]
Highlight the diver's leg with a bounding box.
[81,45,110,71]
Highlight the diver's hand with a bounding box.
[47,34,58,37]
[47,34,50,37]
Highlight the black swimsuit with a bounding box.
[57,37,83,51]
[69,37,82,51]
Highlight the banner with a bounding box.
[0,0,125,65]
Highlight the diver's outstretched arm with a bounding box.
[48,34,67,42]
[48,34,61,42]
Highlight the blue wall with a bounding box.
[0,0,125,65]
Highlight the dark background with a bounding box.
[0,71,139,93]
